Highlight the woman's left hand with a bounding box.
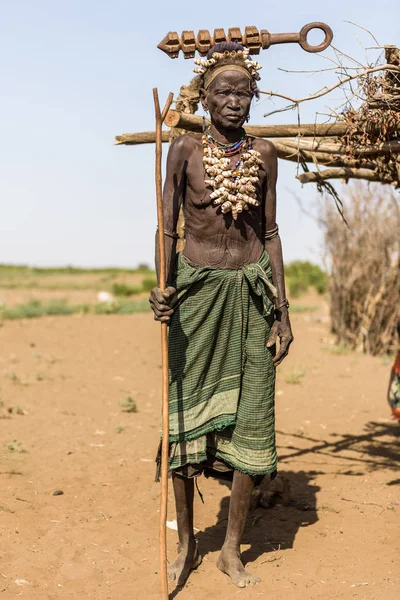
[267,311,294,366]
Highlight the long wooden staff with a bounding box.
[153,87,174,600]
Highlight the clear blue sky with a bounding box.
[0,0,397,267]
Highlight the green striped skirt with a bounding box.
[167,251,278,478]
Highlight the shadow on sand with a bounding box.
[169,470,319,599]
[168,420,399,598]
[197,470,319,563]
[277,420,400,476]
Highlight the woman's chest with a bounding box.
[185,153,268,207]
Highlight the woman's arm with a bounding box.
[150,135,189,322]
[260,140,294,366]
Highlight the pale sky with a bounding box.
[0,0,397,267]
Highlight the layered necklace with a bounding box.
[202,127,263,220]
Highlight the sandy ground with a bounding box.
[0,299,399,600]
[0,289,102,306]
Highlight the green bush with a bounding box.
[45,300,76,316]
[136,263,151,272]
[115,300,150,314]
[141,276,158,292]
[112,277,157,297]
[3,300,46,319]
[285,261,328,298]
[3,299,77,319]
[112,283,141,297]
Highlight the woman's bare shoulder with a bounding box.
[169,133,202,154]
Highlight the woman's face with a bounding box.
[202,70,253,131]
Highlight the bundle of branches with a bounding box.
[339,47,400,186]
[321,183,399,355]
[275,45,400,188]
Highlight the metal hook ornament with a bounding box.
[158,22,333,59]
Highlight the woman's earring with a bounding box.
[202,110,209,133]
[246,114,250,123]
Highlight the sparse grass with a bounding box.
[0,264,151,277]
[113,300,151,314]
[112,283,142,297]
[141,276,158,293]
[119,396,138,413]
[112,277,157,297]
[0,299,151,321]
[115,425,125,434]
[0,264,156,294]
[322,343,350,356]
[284,369,306,385]
[5,440,27,453]
[289,304,319,313]
[94,300,150,315]
[1,299,75,319]
[5,372,20,384]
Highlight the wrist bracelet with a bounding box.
[275,298,290,311]
[156,227,179,240]
[263,225,279,241]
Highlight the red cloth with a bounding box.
[390,352,400,419]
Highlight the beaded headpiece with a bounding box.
[193,47,262,90]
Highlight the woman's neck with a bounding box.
[209,122,245,145]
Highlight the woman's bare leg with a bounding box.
[217,470,260,587]
[168,473,202,586]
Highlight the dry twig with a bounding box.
[260,64,400,116]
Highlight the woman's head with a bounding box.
[194,42,262,130]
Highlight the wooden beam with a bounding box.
[297,168,381,184]
[283,137,400,156]
[115,131,169,145]
[274,144,375,169]
[113,131,375,170]
[163,110,349,137]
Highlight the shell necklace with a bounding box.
[202,128,263,220]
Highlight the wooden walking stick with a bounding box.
[153,87,174,600]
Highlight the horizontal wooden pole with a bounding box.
[115,131,169,145]
[275,143,375,169]
[114,131,375,169]
[283,137,400,156]
[114,129,340,147]
[297,168,380,184]
[164,110,348,137]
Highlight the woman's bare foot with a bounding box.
[217,545,260,588]
[168,542,202,587]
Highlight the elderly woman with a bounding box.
[150,41,293,588]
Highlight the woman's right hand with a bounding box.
[149,286,177,322]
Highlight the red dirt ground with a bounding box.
[0,299,399,599]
